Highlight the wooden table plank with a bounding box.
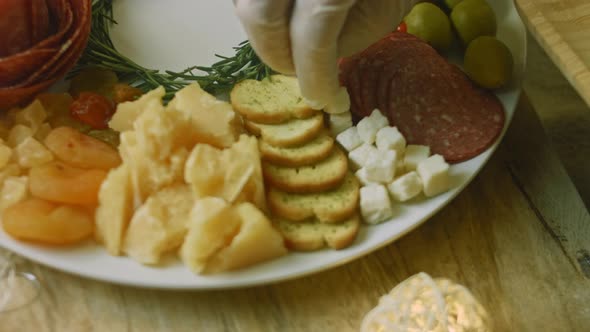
[515,0,590,106]
[1,95,590,332]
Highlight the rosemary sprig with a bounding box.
[72,0,273,99]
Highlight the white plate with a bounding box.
[0,0,526,289]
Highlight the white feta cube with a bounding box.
[396,159,406,177]
[336,126,362,152]
[376,126,406,153]
[388,171,423,202]
[417,154,450,197]
[329,111,353,136]
[360,184,393,225]
[404,145,430,172]
[355,168,377,186]
[357,109,389,144]
[370,109,389,128]
[365,150,398,183]
[348,144,379,170]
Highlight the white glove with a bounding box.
[235,0,417,113]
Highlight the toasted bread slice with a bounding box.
[245,113,324,148]
[268,172,360,222]
[263,147,348,193]
[259,130,334,167]
[275,214,360,251]
[230,75,316,124]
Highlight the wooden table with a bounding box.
[0,92,589,331]
[516,0,590,106]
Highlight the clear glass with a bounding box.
[0,250,40,313]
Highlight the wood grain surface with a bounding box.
[523,31,590,210]
[516,0,590,106]
[1,93,589,332]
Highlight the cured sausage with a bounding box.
[339,32,505,163]
[0,0,91,110]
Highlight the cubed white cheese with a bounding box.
[404,145,430,172]
[370,109,389,128]
[417,154,450,197]
[355,168,377,186]
[348,144,379,170]
[336,126,362,152]
[376,126,406,154]
[365,150,398,184]
[329,112,353,136]
[357,109,389,144]
[396,159,406,177]
[360,184,393,225]
[388,171,423,202]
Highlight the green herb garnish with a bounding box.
[72,0,273,99]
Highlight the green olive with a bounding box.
[87,129,120,148]
[464,36,514,89]
[47,115,92,134]
[405,3,453,52]
[444,0,463,10]
[450,0,496,46]
[69,68,118,99]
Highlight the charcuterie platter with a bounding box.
[0,0,526,289]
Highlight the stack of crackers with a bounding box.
[231,75,361,251]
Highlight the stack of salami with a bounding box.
[0,0,91,110]
[339,32,506,163]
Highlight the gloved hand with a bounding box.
[235,0,417,114]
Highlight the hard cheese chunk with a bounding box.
[119,131,188,205]
[356,109,389,144]
[0,143,13,168]
[336,126,362,152]
[365,150,398,184]
[14,137,53,168]
[95,164,133,256]
[360,184,393,225]
[181,198,287,274]
[123,184,194,264]
[184,135,266,211]
[0,176,28,212]
[15,100,47,133]
[376,126,406,154]
[167,83,242,149]
[417,155,450,197]
[388,171,423,202]
[349,144,379,170]
[404,145,430,172]
[329,111,353,136]
[109,87,166,132]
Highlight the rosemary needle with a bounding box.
[72,0,274,99]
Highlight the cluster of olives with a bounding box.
[402,0,514,89]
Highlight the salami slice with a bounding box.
[31,0,73,50]
[0,48,57,85]
[0,79,55,110]
[29,0,52,45]
[0,0,32,57]
[339,32,505,163]
[0,0,91,110]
